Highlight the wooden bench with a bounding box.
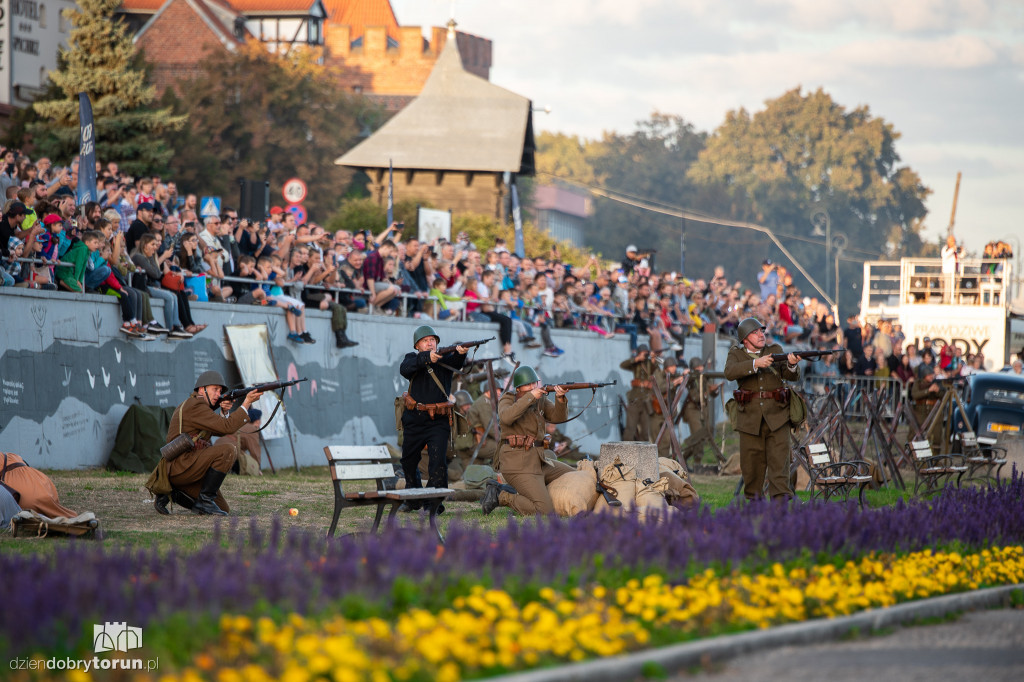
[324,445,453,544]
[959,432,1008,483]
[803,443,873,507]
[908,440,967,495]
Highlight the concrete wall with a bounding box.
[0,288,733,469]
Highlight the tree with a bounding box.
[455,213,594,269]
[325,197,425,238]
[28,0,185,173]
[688,87,931,311]
[164,42,365,221]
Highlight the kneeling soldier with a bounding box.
[153,371,262,516]
[482,365,575,515]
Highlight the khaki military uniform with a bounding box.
[495,390,575,515]
[723,344,799,500]
[911,374,941,450]
[547,428,581,460]
[446,410,477,481]
[166,394,249,512]
[620,356,659,441]
[648,366,677,458]
[466,394,500,463]
[680,372,720,464]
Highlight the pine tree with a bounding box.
[28,0,185,174]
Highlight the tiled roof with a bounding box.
[224,0,320,11]
[337,27,534,174]
[324,0,399,42]
[120,0,166,11]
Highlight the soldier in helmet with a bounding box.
[680,356,722,466]
[150,370,263,516]
[619,344,658,441]
[724,317,804,501]
[649,355,686,458]
[447,390,476,480]
[481,365,575,515]
[911,363,942,449]
[466,378,503,465]
[399,325,468,511]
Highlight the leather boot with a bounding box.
[153,494,170,515]
[334,329,358,348]
[192,468,229,516]
[171,489,195,509]
[481,480,502,515]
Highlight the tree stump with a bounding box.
[598,441,659,482]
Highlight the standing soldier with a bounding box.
[680,357,723,467]
[910,363,941,448]
[620,344,658,441]
[400,325,468,512]
[467,381,502,465]
[447,391,476,481]
[481,365,575,515]
[724,318,803,501]
[151,371,262,516]
[650,355,686,458]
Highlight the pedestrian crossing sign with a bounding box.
[200,196,222,217]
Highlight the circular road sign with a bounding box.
[286,203,307,225]
[282,178,307,204]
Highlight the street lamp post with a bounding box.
[810,208,831,299]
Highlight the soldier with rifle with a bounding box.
[467,380,502,465]
[911,363,942,449]
[680,357,723,466]
[620,344,659,441]
[149,371,263,516]
[481,368,612,515]
[399,325,472,512]
[650,355,687,458]
[724,318,805,501]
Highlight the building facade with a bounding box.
[0,0,75,115]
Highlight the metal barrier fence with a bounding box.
[801,374,906,419]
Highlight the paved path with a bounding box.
[676,609,1024,682]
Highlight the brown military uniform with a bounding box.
[166,394,249,512]
[680,372,720,463]
[466,394,500,463]
[724,344,799,500]
[446,410,477,481]
[910,373,941,449]
[648,365,677,458]
[620,356,659,441]
[495,390,575,515]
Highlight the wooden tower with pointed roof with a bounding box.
[336,21,534,219]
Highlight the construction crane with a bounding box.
[947,171,962,238]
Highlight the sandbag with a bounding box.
[10,510,101,539]
[658,457,700,508]
[1,453,77,518]
[548,460,599,517]
[722,452,742,476]
[593,457,636,515]
[635,475,673,523]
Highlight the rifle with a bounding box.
[540,380,617,393]
[461,367,510,385]
[768,349,843,363]
[435,337,495,356]
[221,377,308,403]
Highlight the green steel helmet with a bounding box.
[689,357,703,370]
[512,365,540,389]
[737,317,766,341]
[413,325,440,347]
[663,355,678,368]
[636,343,650,354]
[194,370,227,391]
[454,390,473,408]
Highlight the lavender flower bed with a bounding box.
[4,477,1024,657]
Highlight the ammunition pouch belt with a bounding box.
[504,434,553,450]
[733,387,790,406]
[631,379,652,389]
[402,392,453,419]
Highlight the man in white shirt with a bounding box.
[940,235,962,303]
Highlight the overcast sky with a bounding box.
[391,0,1023,256]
